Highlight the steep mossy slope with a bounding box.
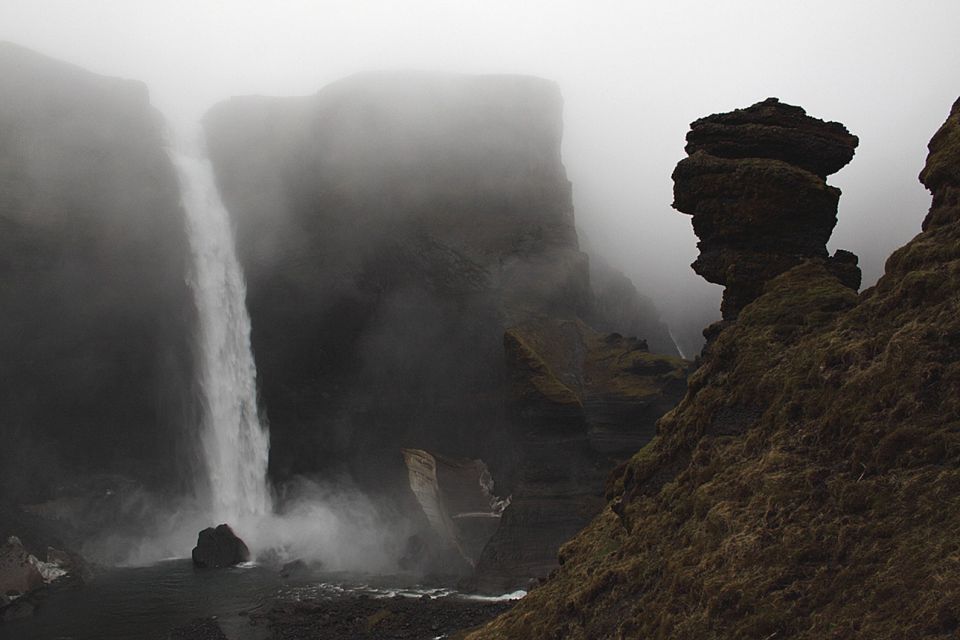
[470,99,960,639]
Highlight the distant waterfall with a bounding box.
[668,326,688,361]
[167,125,272,525]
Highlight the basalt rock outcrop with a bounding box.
[470,99,960,639]
[0,42,196,503]
[673,98,861,322]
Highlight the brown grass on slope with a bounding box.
[469,98,960,640]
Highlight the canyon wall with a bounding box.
[0,42,196,503]
[205,74,686,584]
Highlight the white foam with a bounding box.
[168,125,272,525]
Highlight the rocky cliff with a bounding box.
[0,42,196,502]
[470,97,960,638]
[586,254,680,357]
[204,74,590,491]
[204,73,687,585]
[472,319,686,591]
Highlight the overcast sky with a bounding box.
[2,0,959,338]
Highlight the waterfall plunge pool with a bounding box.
[2,559,523,639]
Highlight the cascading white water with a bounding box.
[668,326,687,361]
[167,125,272,526]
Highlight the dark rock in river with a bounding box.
[191,525,250,569]
[673,97,860,321]
[0,42,197,504]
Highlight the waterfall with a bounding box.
[167,125,272,526]
[668,326,688,361]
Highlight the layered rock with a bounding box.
[673,98,860,321]
[0,42,196,502]
[471,99,960,639]
[472,319,687,591]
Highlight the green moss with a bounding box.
[504,328,581,407]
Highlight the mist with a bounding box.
[1,3,959,633]
[2,0,957,349]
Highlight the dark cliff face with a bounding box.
[472,319,687,591]
[471,98,960,638]
[586,253,680,357]
[673,98,861,322]
[0,42,196,501]
[206,74,687,586]
[204,73,591,490]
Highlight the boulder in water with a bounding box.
[191,524,250,569]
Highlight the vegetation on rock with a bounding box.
[470,97,960,639]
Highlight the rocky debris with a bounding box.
[45,546,93,584]
[0,536,86,623]
[673,97,860,321]
[167,617,229,640]
[253,593,516,640]
[0,536,43,596]
[191,525,250,569]
[472,319,688,592]
[468,98,960,639]
[0,593,38,622]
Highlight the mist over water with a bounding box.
[168,125,272,526]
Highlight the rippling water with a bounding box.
[3,560,523,639]
[5,560,280,640]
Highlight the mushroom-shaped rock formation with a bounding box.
[673,98,861,321]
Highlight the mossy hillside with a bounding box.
[504,327,582,409]
[504,319,688,412]
[469,99,960,639]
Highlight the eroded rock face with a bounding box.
[469,98,960,640]
[205,74,690,587]
[673,98,860,321]
[472,320,688,592]
[191,524,250,569]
